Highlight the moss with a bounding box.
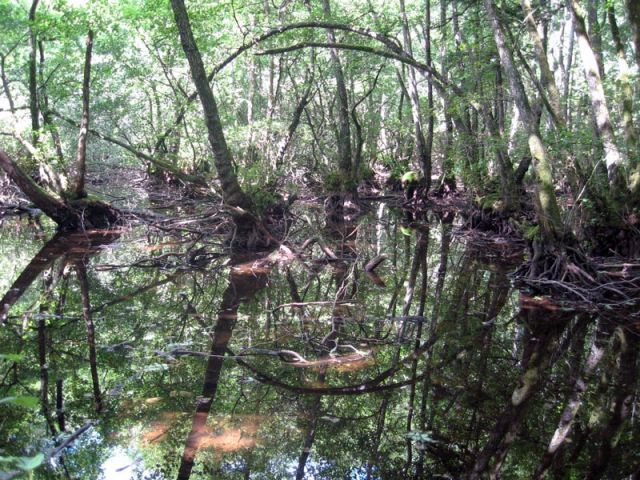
[523,224,541,241]
[244,185,282,215]
[323,171,343,192]
[401,170,420,184]
[478,192,502,212]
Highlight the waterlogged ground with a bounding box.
[0,201,638,479]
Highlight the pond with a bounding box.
[0,199,638,479]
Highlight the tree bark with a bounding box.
[72,30,94,198]
[176,262,268,480]
[76,262,102,413]
[484,0,563,239]
[276,80,313,168]
[0,53,16,115]
[0,150,75,225]
[399,0,431,192]
[533,320,607,479]
[568,0,625,191]
[607,5,638,164]
[586,332,639,479]
[170,0,251,209]
[626,0,640,71]
[521,0,565,126]
[28,0,40,144]
[319,0,354,189]
[38,41,65,170]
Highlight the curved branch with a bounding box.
[229,334,438,395]
[52,111,208,187]
[154,22,403,152]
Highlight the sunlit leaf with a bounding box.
[14,453,44,470]
[0,354,23,362]
[0,396,40,408]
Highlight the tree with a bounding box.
[169,0,251,210]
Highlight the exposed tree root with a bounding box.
[464,207,523,237]
[512,240,640,311]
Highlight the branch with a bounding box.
[52,111,207,187]
[229,334,440,395]
[153,22,403,151]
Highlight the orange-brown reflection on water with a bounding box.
[142,413,265,456]
[188,415,265,459]
[142,411,182,444]
[290,352,375,372]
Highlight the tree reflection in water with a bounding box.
[0,208,638,479]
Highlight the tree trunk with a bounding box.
[0,150,75,225]
[484,0,563,239]
[76,262,102,413]
[38,41,66,170]
[72,30,94,198]
[0,53,16,115]
[28,0,40,144]
[587,0,604,77]
[586,331,639,479]
[626,0,640,71]
[533,320,607,479]
[569,0,625,191]
[563,15,575,121]
[320,0,354,190]
[521,0,565,126]
[607,5,638,164]
[170,0,251,209]
[438,0,455,191]
[399,0,431,192]
[276,80,313,168]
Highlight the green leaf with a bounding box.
[15,453,44,470]
[0,354,23,362]
[400,226,413,237]
[0,396,40,408]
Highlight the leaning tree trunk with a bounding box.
[0,150,75,224]
[0,151,120,229]
[170,0,251,209]
[484,0,564,240]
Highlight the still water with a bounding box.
[0,201,638,479]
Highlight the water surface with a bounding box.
[0,203,637,479]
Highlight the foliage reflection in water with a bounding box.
[0,205,638,479]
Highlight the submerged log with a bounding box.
[0,149,121,230]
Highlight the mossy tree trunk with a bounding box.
[170,0,252,210]
[484,0,564,239]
